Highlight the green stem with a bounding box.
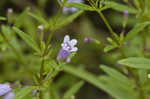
[118,46,126,58]
[39,30,54,99]
[38,6,62,98]
[97,10,119,43]
[97,9,145,99]
[141,30,146,56]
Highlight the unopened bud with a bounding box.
[84,37,92,43]
[38,25,44,33]
[124,10,128,16]
[7,8,13,13]
[123,10,128,28]
[148,74,150,78]
[37,25,44,41]
[7,8,13,24]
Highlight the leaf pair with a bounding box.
[14,86,37,99]
[63,65,137,99]
[13,27,41,54]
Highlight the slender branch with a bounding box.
[97,11,119,43]
[39,30,54,99]
[96,7,146,98]
[38,6,62,99]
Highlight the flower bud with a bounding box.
[7,8,13,24]
[84,37,91,43]
[124,10,128,16]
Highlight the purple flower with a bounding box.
[0,84,12,96]
[62,0,83,13]
[3,92,14,99]
[32,89,37,95]
[84,37,92,43]
[0,84,14,99]
[57,35,78,62]
[124,10,128,16]
[66,57,71,63]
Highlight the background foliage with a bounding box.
[1,0,150,99]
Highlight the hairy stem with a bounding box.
[97,10,119,43]
[39,30,54,99]
[97,9,145,99]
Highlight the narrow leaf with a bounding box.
[13,27,41,53]
[14,8,30,27]
[14,86,37,99]
[104,45,117,52]
[64,3,94,11]
[63,66,103,90]
[28,12,48,25]
[63,81,84,99]
[125,22,150,40]
[0,16,6,21]
[138,69,147,85]
[100,65,133,87]
[118,57,150,69]
[99,76,137,99]
[104,1,137,14]
[55,10,83,30]
[63,66,137,99]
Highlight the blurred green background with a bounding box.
[0,0,138,99]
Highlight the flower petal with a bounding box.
[57,48,70,61]
[61,43,65,47]
[3,92,14,99]
[70,39,77,46]
[0,84,11,96]
[64,35,70,43]
[71,47,78,52]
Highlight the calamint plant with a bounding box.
[1,0,150,99]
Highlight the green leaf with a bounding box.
[138,69,147,85]
[104,1,137,14]
[63,81,84,99]
[63,66,137,99]
[133,0,140,9]
[14,86,37,99]
[0,16,6,21]
[1,25,12,39]
[118,57,150,69]
[14,8,30,27]
[55,10,83,30]
[28,12,48,25]
[64,3,94,11]
[63,66,103,89]
[13,27,41,54]
[100,65,133,87]
[2,25,22,51]
[24,18,37,40]
[104,45,117,52]
[98,76,137,99]
[125,22,150,40]
[107,37,117,46]
[49,84,60,99]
